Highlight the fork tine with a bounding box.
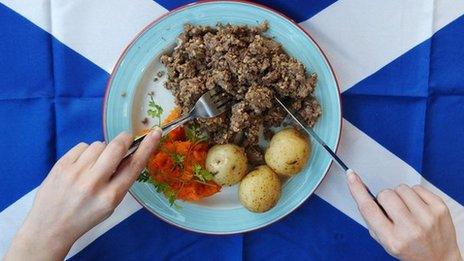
[211,92,230,103]
[216,98,232,110]
[212,94,229,105]
[209,87,223,98]
[211,92,227,102]
[213,93,230,104]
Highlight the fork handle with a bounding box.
[161,114,192,134]
[123,114,192,159]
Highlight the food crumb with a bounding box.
[121,91,127,97]
[153,77,158,82]
[264,128,274,141]
[157,71,165,78]
[282,121,292,127]
[245,145,265,167]
[141,117,149,125]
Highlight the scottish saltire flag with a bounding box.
[1,0,463,260]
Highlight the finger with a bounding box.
[377,188,415,226]
[74,141,106,170]
[368,229,381,244]
[110,128,162,195]
[395,184,430,219]
[412,185,444,205]
[92,132,133,179]
[347,170,394,242]
[54,142,89,167]
[412,185,448,215]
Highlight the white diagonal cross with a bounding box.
[0,0,463,258]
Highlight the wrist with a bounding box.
[6,220,73,261]
[446,247,463,261]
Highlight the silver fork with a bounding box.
[124,88,231,158]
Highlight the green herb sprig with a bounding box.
[170,152,185,168]
[136,168,152,183]
[136,168,177,206]
[193,164,214,182]
[152,181,177,206]
[185,125,208,143]
[147,93,163,126]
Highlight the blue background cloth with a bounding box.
[1,0,463,260]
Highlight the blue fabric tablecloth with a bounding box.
[1,0,463,260]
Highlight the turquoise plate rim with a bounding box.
[103,0,342,235]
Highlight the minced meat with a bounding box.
[161,22,322,149]
[245,145,265,166]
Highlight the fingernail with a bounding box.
[347,169,357,184]
[150,127,162,138]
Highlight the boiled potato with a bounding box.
[239,165,281,213]
[206,144,248,186]
[265,128,310,176]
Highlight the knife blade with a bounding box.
[274,97,349,171]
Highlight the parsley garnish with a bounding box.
[185,125,208,143]
[147,93,163,126]
[193,164,214,182]
[136,168,152,183]
[158,134,169,146]
[152,181,177,206]
[170,152,185,168]
[164,189,177,206]
[136,168,177,207]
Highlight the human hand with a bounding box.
[347,170,462,261]
[5,129,162,261]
